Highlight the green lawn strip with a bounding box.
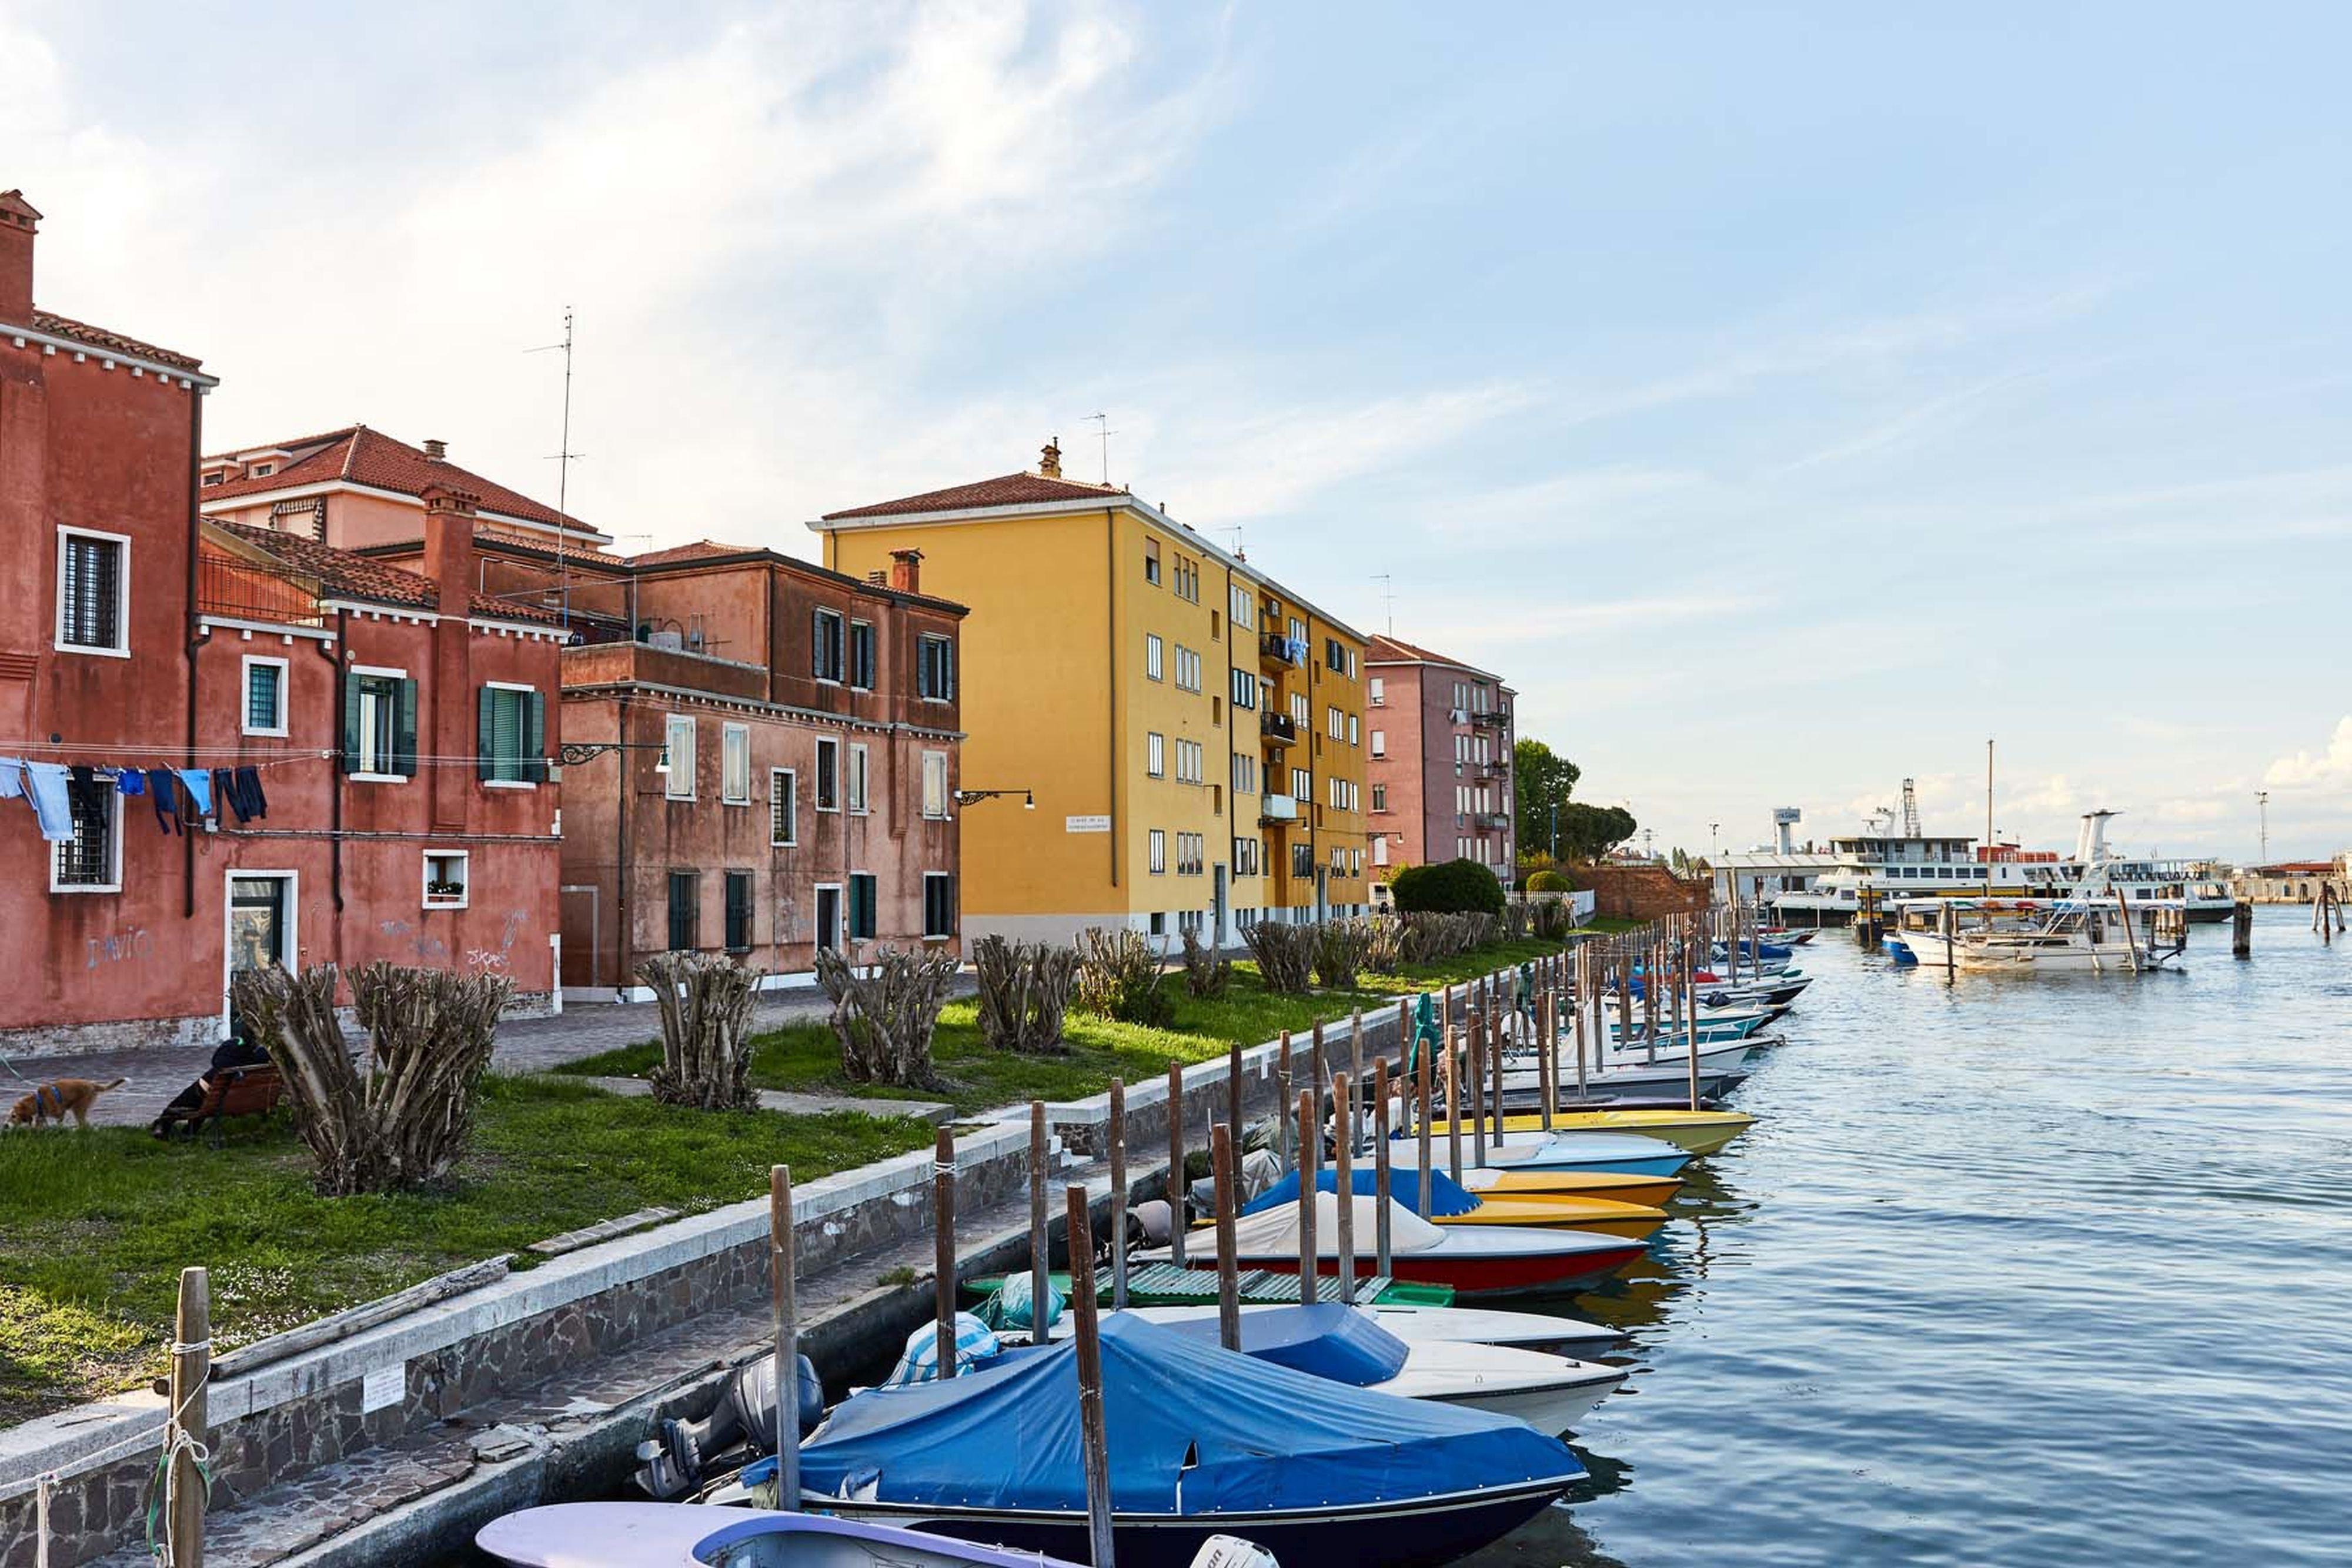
[0,1074,931,1426]
[559,939,1568,1115]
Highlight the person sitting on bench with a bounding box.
[152,1017,272,1134]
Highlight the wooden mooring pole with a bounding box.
[1211,1124,1242,1350]
[1334,1071,1357,1304]
[1064,1186,1116,1568]
[2233,899,2254,959]
[931,1132,957,1380]
[1416,1031,1435,1219]
[1028,1102,1050,1339]
[1108,1079,1129,1310]
[1374,1057,1395,1275]
[1296,1088,1319,1303]
[166,1264,211,1565]
[1227,1039,1244,1162]
[767,1170,800,1512]
[1167,1060,1188,1271]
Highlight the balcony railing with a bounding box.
[1259,711,1298,745]
[1474,811,1512,831]
[1258,793,1300,826]
[195,552,326,628]
[1259,631,1305,667]
[1469,708,1509,728]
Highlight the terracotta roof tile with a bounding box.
[209,520,563,624]
[627,540,757,566]
[199,426,602,538]
[14,308,204,372]
[1367,633,1505,684]
[822,470,1126,521]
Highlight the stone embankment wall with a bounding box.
[1582,865,1711,921]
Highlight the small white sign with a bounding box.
[1065,814,1111,834]
[362,1363,406,1413]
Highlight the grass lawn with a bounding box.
[560,938,1571,1115]
[0,1075,934,1426]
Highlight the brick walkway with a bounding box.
[2,977,975,1130]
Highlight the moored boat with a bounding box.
[1426,1108,1758,1156]
[479,1502,1100,1568]
[1241,1165,1668,1239]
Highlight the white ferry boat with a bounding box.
[1770,805,2234,925]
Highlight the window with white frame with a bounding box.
[1369,728,1385,758]
[1177,831,1204,875]
[1145,633,1163,681]
[921,750,950,818]
[1347,714,1359,746]
[847,621,876,690]
[815,737,840,810]
[846,743,870,813]
[770,768,797,845]
[1369,676,1384,706]
[1371,783,1387,813]
[1291,766,1311,798]
[722,723,751,804]
[1233,835,1262,876]
[1231,753,1257,795]
[1148,828,1167,874]
[1230,585,1254,630]
[1144,537,1161,586]
[664,714,697,800]
[51,785,119,892]
[918,634,956,700]
[1229,667,1257,709]
[1290,693,1308,727]
[55,527,128,656]
[923,872,957,938]
[811,608,844,683]
[1175,738,1202,784]
[478,684,544,785]
[423,849,469,910]
[1174,645,1201,692]
[242,656,288,737]
[1373,835,1389,865]
[1147,731,1165,777]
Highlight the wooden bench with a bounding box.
[155,1063,286,1142]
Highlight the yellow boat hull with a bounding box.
[1429,1194,1668,1239]
[1428,1109,1757,1156]
[1461,1170,1684,1208]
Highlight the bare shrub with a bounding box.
[1074,928,1175,1027]
[973,935,1079,1054]
[1243,919,1317,994]
[639,951,766,1109]
[817,945,959,1086]
[1181,927,1232,998]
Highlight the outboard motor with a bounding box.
[633,1353,821,1500]
[1191,1536,1282,1568]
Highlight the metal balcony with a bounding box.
[1259,711,1298,745]
[1469,708,1509,729]
[1259,630,1304,668]
[1258,793,1300,827]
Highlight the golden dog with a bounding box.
[8,1076,126,1128]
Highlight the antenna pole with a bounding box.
[1088,412,1115,486]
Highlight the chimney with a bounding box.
[0,190,41,323]
[1039,437,1061,480]
[866,570,887,586]
[420,484,480,614]
[889,548,923,595]
[423,438,448,460]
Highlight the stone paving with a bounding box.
[1,976,975,1131]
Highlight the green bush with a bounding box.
[1391,858,1506,916]
[1526,868,1573,894]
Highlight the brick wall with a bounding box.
[1581,865,1711,921]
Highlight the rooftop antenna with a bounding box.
[1086,412,1117,486]
[1372,573,1395,633]
[527,307,584,626]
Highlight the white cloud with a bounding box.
[2264,717,2352,790]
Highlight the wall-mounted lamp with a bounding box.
[955,788,1035,810]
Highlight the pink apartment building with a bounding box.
[1364,634,1515,877]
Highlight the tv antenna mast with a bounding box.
[527,307,585,625]
[1372,574,1395,633]
[1086,412,1117,485]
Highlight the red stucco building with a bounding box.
[199,426,968,992]
[0,191,566,1055]
[1364,633,1516,878]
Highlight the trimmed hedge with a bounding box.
[1526,868,1573,893]
[1391,857,1506,915]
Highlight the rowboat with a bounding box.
[1050,1299,1625,1358]
[479,1502,1099,1568]
[1146,1192,1646,1296]
[1153,1303,1626,1432]
[1425,1108,1758,1156]
[777,1313,1585,1567]
[1389,1129,1693,1178]
[1241,1165,1668,1239]
[1447,1167,1683,1208]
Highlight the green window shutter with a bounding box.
[477,686,496,781]
[525,691,546,784]
[340,673,362,774]
[396,679,420,777]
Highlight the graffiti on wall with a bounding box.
[86,927,153,969]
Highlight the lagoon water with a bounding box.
[1468,905,2352,1566]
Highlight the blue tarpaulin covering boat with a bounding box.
[1157,1301,1411,1384]
[1244,1164,1485,1219]
[791,1312,1580,1568]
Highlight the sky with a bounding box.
[8,1,2350,864]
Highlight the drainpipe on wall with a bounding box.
[1105,509,1118,891]
[614,691,631,996]
[316,609,348,917]
[182,387,203,919]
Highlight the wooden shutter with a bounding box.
[341,672,362,774]
[525,691,546,784]
[395,679,420,777]
[477,687,498,781]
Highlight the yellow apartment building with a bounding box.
[813,440,1368,946]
